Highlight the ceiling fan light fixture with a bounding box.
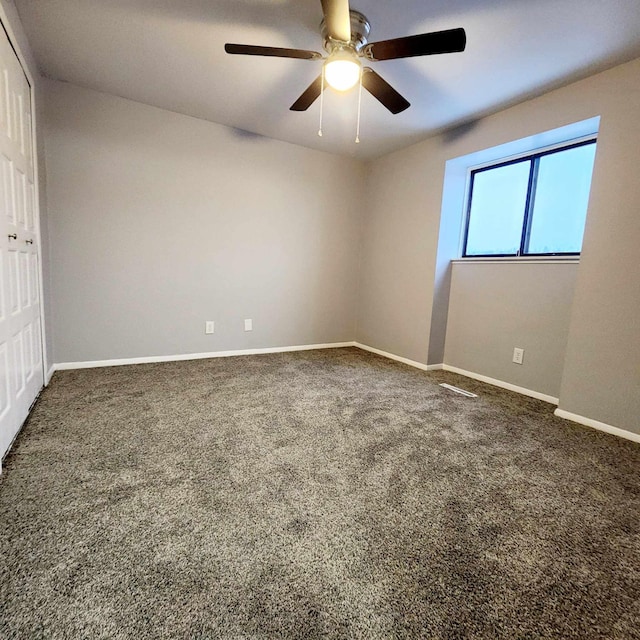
[324,49,361,92]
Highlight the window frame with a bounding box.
[461,137,597,258]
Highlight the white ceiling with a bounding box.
[14,0,640,159]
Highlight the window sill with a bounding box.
[452,257,580,265]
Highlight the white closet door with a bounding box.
[0,25,43,459]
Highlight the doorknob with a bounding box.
[25,239,33,245]
[8,233,16,240]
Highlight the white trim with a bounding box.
[467,133,598,173]
[45,364,55,385]
[354,342,443,371]
[34,105,49,389]
[31,73,49,391]
[554,408,640,444]
[0,8,35,86]
[54,342,357,371]
[442,364,559,404]
[452,258,579,265]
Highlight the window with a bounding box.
[463,139,597,257]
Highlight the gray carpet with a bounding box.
[0,347,638,639]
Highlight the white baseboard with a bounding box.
[357,351,637,443]
[354,342,442,371]
[554,408,640,444]
[45,364,56,385]
[54,341,357,371]
[49,341,639,445]
[442,364,559,405]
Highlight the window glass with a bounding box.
[465,160,531,256]
[527,144,597,254]
[463,140,597,257]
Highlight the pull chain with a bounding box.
[318,66,325,137]
[355,68,363,144]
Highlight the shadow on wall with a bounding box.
[231,127,270,140]
[441,119,480,145]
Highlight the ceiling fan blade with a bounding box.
[361,68,410,114]
[365,28,466,61]
[290,75,325,111]
[225,43,322,60]
[321,0,351,43]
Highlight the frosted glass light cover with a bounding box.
[324,59,360,91]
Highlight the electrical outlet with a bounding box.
[513,347,524,365]
[244,318,253,332]
[205,321,215,334]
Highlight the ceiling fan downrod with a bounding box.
[320,10,371,54]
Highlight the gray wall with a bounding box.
[356,147,443,361]
[43,79,365,363]
[445,262,578,399]
[558,61,640,434]
[357,56,640,436]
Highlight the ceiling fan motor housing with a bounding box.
[321,10,371,53]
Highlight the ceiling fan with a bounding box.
[224,0,466,114]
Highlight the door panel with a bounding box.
[0,23,43,459]
[24,322,32,382]
[19,250,28,309]
[12,331,24,397]
[8,248,18,315]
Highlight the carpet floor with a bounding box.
[0,347,638,639]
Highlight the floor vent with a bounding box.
[439,383,477,398]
